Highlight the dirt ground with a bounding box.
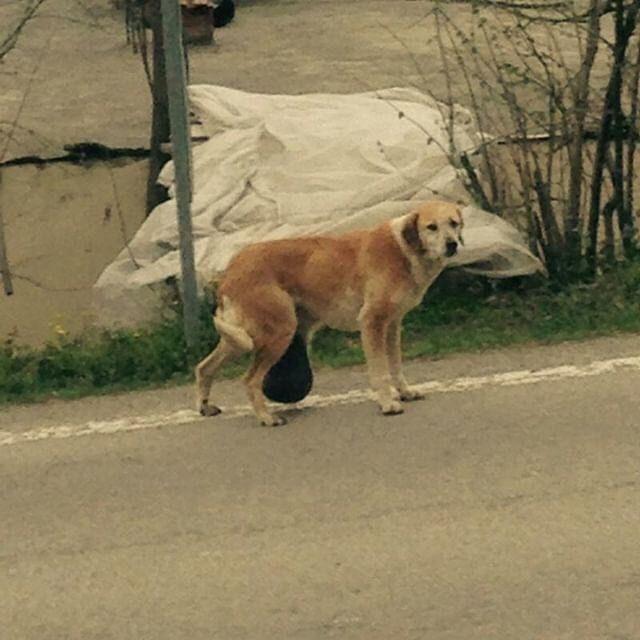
[0,0,616,345]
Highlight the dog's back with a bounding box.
[217,234,364,310]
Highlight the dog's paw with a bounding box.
[399,387,425,402]
[260,414,288,427]
[380,400,404,416]
[199,402,222,417]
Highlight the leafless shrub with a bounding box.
[422,0,640,283]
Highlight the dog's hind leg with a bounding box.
[243,294,297,426]
[245,330,296,426]
[196,297,256,416]
[196,339,236,417]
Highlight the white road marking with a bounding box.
[2,354,640,447]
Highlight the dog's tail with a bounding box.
[214,315,254,352]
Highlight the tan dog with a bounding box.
[196,200,464,425]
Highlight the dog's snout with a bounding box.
[445,240,458,257]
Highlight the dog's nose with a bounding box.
[445,240,458,257]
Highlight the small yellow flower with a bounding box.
[53,324,68,337]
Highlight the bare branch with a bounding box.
[624,36,640,247]
[565,0,602,260]
[0,171,13,295]
[0,30,53,163]
[0,0,47,60]
[106,165,142,270]
[441,0,570,10]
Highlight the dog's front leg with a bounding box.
[387,320,424,402]
[360,308,403,415]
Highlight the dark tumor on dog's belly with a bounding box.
[263,333,313,403]
[213,0,235,27]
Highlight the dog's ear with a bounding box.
[401,212,423,253]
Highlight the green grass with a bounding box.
[312,264,640,366]
[3,260,640,406]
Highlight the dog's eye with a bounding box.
[427,223,438,231]
[450,219,459,228]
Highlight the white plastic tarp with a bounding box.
[93,86,543,326]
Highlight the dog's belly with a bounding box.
[307,289,363,332]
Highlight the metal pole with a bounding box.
[160,0,199,360]
[146,0,171,215]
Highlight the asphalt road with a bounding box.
[2,336,640,639]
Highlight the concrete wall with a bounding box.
[0,160,147,346]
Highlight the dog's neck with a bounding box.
[389,214,445,287]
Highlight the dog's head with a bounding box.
[401,201,464,261]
